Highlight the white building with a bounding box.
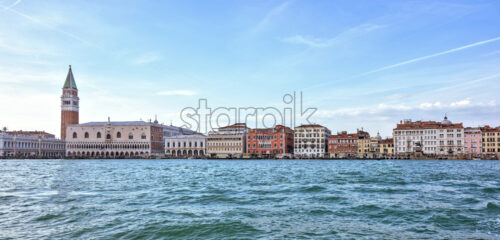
[0,131,65,158]
[65,119,164,158]
[207,123,248,158]
[294,124,331,158]
[393,116,464,156]
[165,134,206,157]
[162,124,198,138]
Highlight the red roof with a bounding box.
[248,125,293,134]
[378,138,393,144]
[394,120,463,130]
[219,123,247,129]
[296,124,324,128]
[480,125,500,132]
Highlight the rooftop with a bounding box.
[76,121,155,126]
[296,124,325,128]
[219,123,248,129]
[394,120,463,130]
[63,65,77,90]
[165,134,206,139]
[248,125,292,134]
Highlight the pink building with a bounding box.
[464,127,482,157]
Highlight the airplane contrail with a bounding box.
[358,36,500,76]
[304,36,500,91]
[4,0,22,9]
[1,1,89,44]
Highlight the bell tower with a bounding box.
[61,65,79,140]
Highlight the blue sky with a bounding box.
[0,0,499,137]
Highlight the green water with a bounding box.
[0,159,499,239]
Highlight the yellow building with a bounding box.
[481,126,500,159]
[357,136,380,158]
[378,138,394,158]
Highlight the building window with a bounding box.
[117,132,121,138]
[72,132,77,138]
[106,134,111,140]
[97,132,102,138]
[129,133,133,139]
[141,133,146,139]
[84,132,89,138]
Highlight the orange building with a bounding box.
[328,130,369,158]
[247,125,293,157]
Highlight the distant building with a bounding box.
[464,127,482,158]
[358,133,381,159]
[61,65,79,140]
[393,116,464,157]
[246,125,294,157]
[294,124,331,158]
[207,123,248,158]
[165,134,206,157]
[378,138,394,158]
[0,131,65,158]
[65,119,164,158]
[481,125,500,159]
[328,130,369,158]
[162,124,198,139]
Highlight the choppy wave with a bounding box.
[0,159,499,239]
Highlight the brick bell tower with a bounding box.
[61,65,79,140]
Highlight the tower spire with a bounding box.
[61,65,80,139]
[63,64,77,89]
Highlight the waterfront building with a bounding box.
[481,125,500,159]
[328,130,369,158]
[61,65,79,140]
[0,131,65,158]
[65,119,164,158]
[357,134,381,158]
[165,134,206,157]
[163,124,198,139]
[464,127,482,158]
[378,138,394,158]
[393,116,464,157]
[294,124,331,158]
[207,123,248,158]
[246,125,294,157]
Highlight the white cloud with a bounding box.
[282,35,330,48]
[418,102,441,110]
[253,1,291,32]
[317,98,499,118]
[131,52,162,65]
[282,24,385,48]
[156,90,197,96]
[450,98,471,107]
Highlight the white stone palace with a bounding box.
[65,119,164,158]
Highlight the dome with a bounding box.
[441,115,452,124]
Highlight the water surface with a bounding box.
[0,160,499,239]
